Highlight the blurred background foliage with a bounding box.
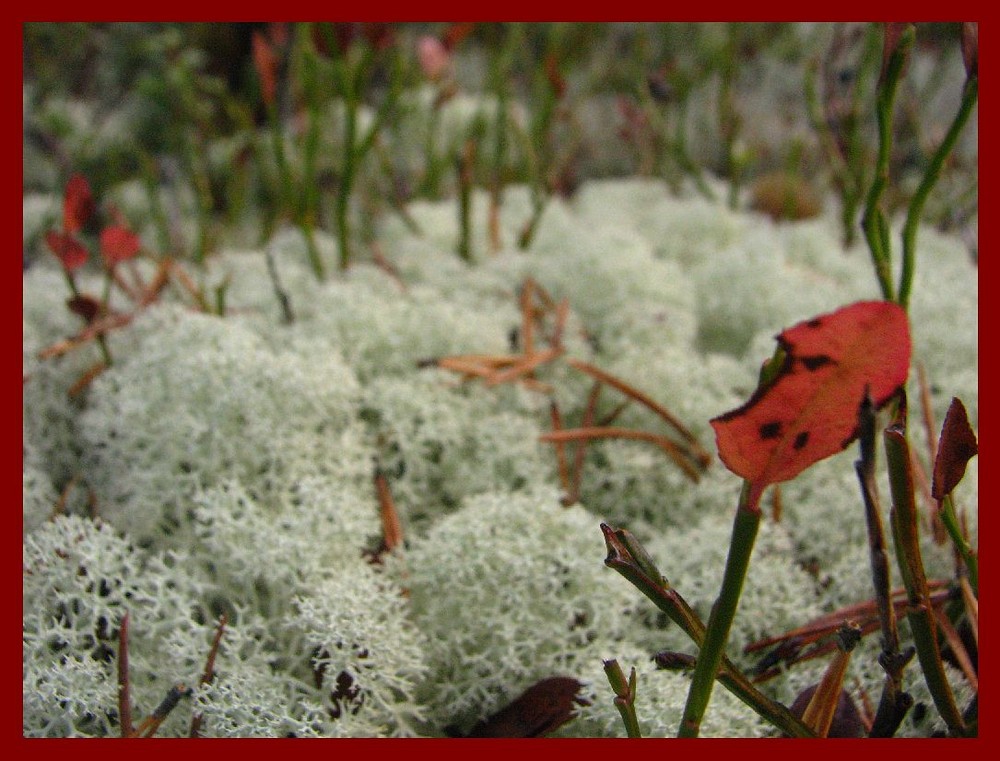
[23,22,977,266]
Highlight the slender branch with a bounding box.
[884,404,968,736]
[678,484,761,737]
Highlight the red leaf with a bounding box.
[932,398,978,501]
[711,301,911,510]
[63,174,94,233]
[252,31,278,108]
[66,294,102,324]
[45,230,89,272]
[100,225,140,267]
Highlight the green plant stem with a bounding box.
[884,418,968,736]
[603,660,642,738]
[137,151,172,254]
[335,78,358,271]
[862,25,914,302]
[898,73,978,309]
[602,524,814,737]
[939,493,978,594]
[854,393,913,736]
[678,484,761,737]
[456,139,474,262]
[63,268,113,366]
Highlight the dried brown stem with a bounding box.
[541,426,701,482]
[567,381,602,505]
[548,401,572,503]
[566,358,711,467]
[486,346,563,386]
[68,360,108,398]
[746,582,951,655]
[190,614,228,737]
[933,607,977,691]
[959,576,978,648]
[37,312,133,360]
[370,241,408,293]
[374,469,404,553]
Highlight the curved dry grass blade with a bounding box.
[541,426,701,482]
[486,346,563,385]
[566,358,711,467]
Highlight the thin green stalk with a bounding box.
[862,25,914,302]
[678,484,761,737]
[601,524,814,737]
[456,139,474,262]
[137,151,172,255]
[335,71,358,271]
[939,493,978,594]
[884,414,968,736]
[854,393,913,737]
[898,73,978,309]
[604,660,642,738]
[62,268,113,366]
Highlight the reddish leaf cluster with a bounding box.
[45,173,94,272]
[45,174,141,273]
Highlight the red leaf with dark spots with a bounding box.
[63,174,94,233]
[932,397,978,501]
[465,677,586,737]
[100,225,140,267]
[45,230,89,272]
[711,301,911,510]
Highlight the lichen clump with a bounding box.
[23,178,977,737]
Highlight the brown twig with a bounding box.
[132,684,191,737]
[374,468,404,554]
[190,614,228,737]
[548,401,572,503]
[117,612,134,738]
[485,346,564,386]
[565,358,711,468]
[933,607,977,691]
[959,576,978,649]
[567,381,602,505]
[37,311,133,360]
[371,241,408,293]
[68,360,109,398]
[745,583,952,683]
[541,426,702,482]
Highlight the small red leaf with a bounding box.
[66,294,102,324]
[711,301,911,510]
[932,398,978,501]
[63,174,94,233]
[252,31,278,108]
[99,225,141,267]
[45,230,89,272]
